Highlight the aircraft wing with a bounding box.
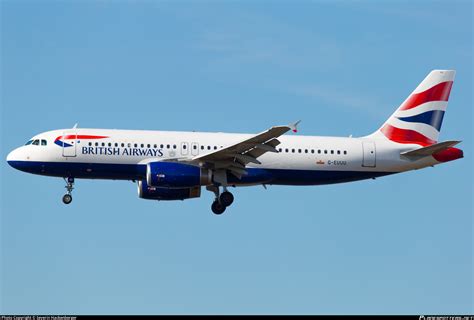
[190,121,300,178]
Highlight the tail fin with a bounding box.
[370,70,455,146]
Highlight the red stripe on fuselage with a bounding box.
[380,124,436,146]
[399,81,453,111]
[55,135,109,141]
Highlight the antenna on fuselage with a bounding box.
[73,123,78,129]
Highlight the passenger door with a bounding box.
[362,141,376,167]
[62,130,77,157]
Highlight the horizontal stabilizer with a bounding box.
[401,140,461,158]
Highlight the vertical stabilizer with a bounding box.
[369,70,455,146]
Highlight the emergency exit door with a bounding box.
[181,142,189,156]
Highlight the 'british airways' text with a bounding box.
[82,147,164,157]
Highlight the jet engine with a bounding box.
[146,162,212,188]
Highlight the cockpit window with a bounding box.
[26,139,47,146]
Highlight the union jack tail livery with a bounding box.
[372,70,455,146]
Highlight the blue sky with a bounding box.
[1,0,472,315]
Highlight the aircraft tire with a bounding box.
[219,191,234,207]
[62,194,72,205]
[211,200,226,215]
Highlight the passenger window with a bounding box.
[121,143,125,147]
[193,145,197,150]
[88,142,92,146]
[115,143,118,147]
[311,149,314,154]
[173,145,177,149]
[134,143,138,148]
[166,144,170,149]
[278,148,282,152]
[95,142,99,146]
[147,144,150,148]
[337,150,340,155]
[128,143,131,147]
[285,148,289,153]
[344,151,347,155]
[160,144,164,148]
[183,144,187,149]
[201,146,204,150]
[330,150,334,154]
[153,144,157,148]
[41,140,47,146]
[291,149,295,153]
[304,149,308,153]
[107,143,111,147]
[102,143,105,147]
[324,150,327,154]
[207,146,211,150]
[318,150,321,154]
[141,144,144,148]
[214,146,217,150]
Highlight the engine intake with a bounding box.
[138,180,201,200]
[146,162,212,188]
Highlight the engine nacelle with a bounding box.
[138,180,201,200]
[146,162,212,188]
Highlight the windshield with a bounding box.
[25,139,48,146]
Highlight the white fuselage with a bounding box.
[7,128,442,186]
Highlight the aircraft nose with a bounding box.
[7,147,36,173]
[6,148,21,168]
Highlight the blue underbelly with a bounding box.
[7,161,393,185]
[8,160,145,180]
[228,168,392,185]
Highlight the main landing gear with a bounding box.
[62,177,74,205]
[207,186,235,215]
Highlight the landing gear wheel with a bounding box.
[63,177,75,204]
[211,200,226,215]
[62,194,72,204]
[219,191,234,207]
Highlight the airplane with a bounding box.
[6,70,463,215]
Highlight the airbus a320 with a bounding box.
[7,70,463,214]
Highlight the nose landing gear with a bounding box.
[62,194,72,204]
[62,177,74,204]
